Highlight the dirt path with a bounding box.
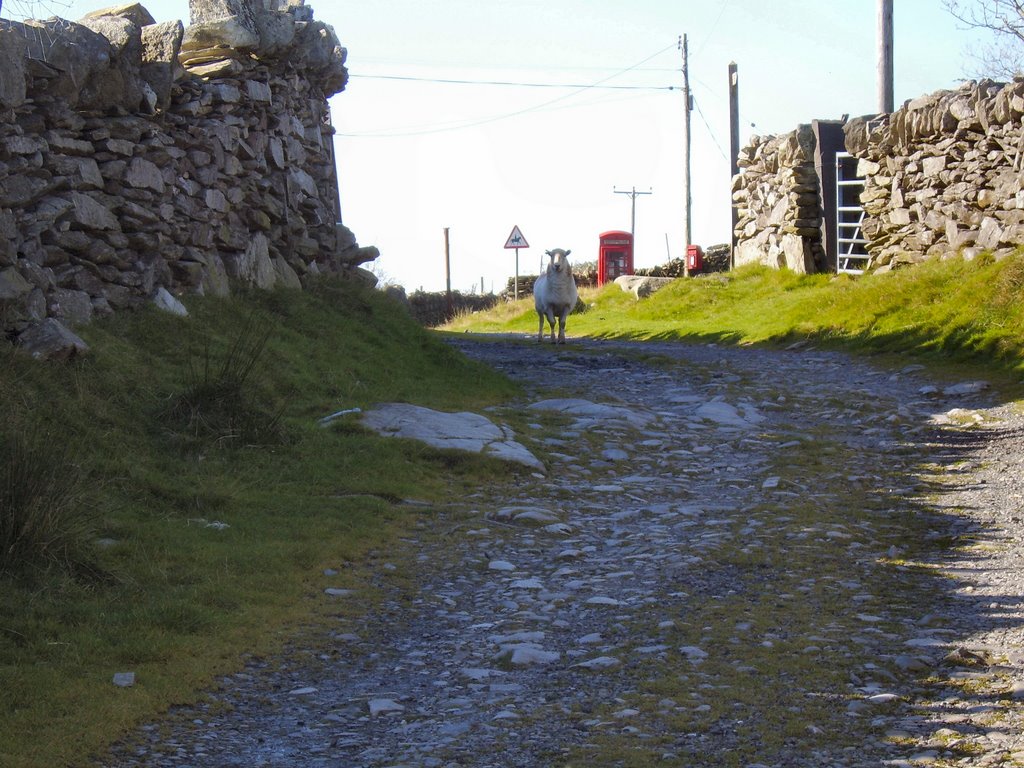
[102,335,1024,767]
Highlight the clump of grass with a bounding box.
[166,311,285,448]
[0,422,95,577]
[992,253,1024,308]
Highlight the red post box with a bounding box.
[686,244,703,273]
[598,230,634,286]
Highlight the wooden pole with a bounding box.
[878,0,894,113]
[681,34,692,254]
[444,227,452,317]
[728,61,740,270]
[614,186,652,265]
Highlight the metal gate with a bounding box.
[835,152,869,274]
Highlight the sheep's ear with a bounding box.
[564,249,571,257]
[544,250,553,256]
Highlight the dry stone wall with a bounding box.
[843,79,1024,271]
[0,0,376,353]
[733,78,1024,276]
[731,125,827,274]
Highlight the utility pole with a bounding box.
[878,0,894,113]
[443,227,452,318]
[728,61,740,270]
[680,34,692,254]
[613,186,652,254]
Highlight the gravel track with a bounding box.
[101,335,1024,768]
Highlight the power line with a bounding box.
[692,94,729,161]
[694,0,731,56]
[338,42,679,138]
[350,73,677,91]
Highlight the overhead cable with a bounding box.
[350,73,676,91]
[337,41,679,138]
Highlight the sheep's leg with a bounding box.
[537,312,545,342]
[557,309,568,344]
[546,309,556,343]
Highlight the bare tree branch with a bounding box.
[1,1,72,21]
[944,0,1024,78]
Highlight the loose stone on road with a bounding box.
[103,335,1024,767]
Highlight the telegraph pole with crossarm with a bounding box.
[613,186,653,256]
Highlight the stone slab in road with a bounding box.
[360,401,545,471]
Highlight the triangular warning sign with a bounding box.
[504,225,529,249]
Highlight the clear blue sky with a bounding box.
[5,0,991,292]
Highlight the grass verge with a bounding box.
[445,255,1024,391]
[0,279,520,768]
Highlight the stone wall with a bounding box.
[843,79,1024,271]
[731,126,827,274]
[404,290,499,328]
[733,79,1024,276]
[0,0,376,350]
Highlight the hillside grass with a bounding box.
[446,254,1024,391]
[0,279,520,768]
[6,253,1024,766]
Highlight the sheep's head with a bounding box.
[545,248,572,274]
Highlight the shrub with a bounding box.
[0,424,94,576]
[166,311,286,448]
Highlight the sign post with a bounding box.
[503,225,530,301]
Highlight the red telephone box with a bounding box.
[598,230,634,286]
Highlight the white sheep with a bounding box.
[534,248,578,344]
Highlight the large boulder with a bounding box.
[11,18,113,109]
[17,319,90,361]
[292,20,347,94]
[614,275,674,299]
[80,3,156,27]
[78,13,147,112]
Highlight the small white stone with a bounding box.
[488,560,516,571]
[288,686,317,696]
[679,646,708,661]
[866,693,899,704]
[942,380,988,396]
[508,646,560,666]
[585,596,621,606]
[905,637,945,648]
[543,522,574,535]
[573,656,620,669]
[112,672,135,687]
[368,698,405,716]
[510,578,544,590]
[511,508,559,524]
